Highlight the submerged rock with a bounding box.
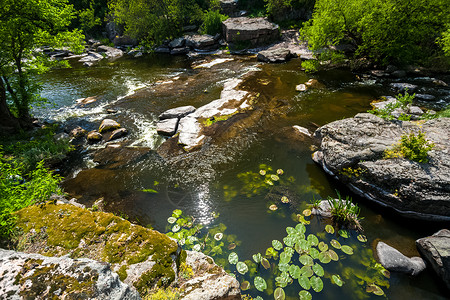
[87,130,103,143]
[416,229,450,290]
[312,113,450,221]
[0,249,141,300]
[222,17,279,46]
[159,106,196,120]
[376,242,425,276]
[107,128,128,141]
[390,82,418,92]
[99,119,121,133]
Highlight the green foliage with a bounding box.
[400,131,435,163]
[368,91,415,120]
[0,152,63,239]
[265,0,315,21]
[200,10,228,36]
[78,4,102,35]
[301,0,450,66]
[327,193,362,230]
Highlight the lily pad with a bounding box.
[299,255,314,266]
[236,261,248,275]
[298,275,311,290]
[241,280,250,290]
[254,276,267,292]
[328,249,339,261]
[275,271,291,288]
[214,233,223,241]
[278,262,290,272]
[341,245,354,255]
[366,284,384,296]
[312,263,324,277]
[228,243,236,250]
[259,170,266,176]
[285,247,295,256]
[272,240,283,250]
[298,290,312,300]
[269,204,278,211]
[303,209,312,216]
[297,239,310,251]
[338,229,349,238]
[325,224,334,234]
[271,174,280,181]
[289,265,302,279]
[281,196,289,203]
[330,239,341,249]
[318,251,331,264]
[331,274,343,287]
[286,227,297,235]
[280,252,292,264]
[298,214,310,225]
[277,169,284,175]
[228,252,239,264]
[310,276,324,292]
[295,223,306,234]
[172,209,183,218]
[283,236,295,247]
[318,241,328,252]
[309,248,320,259]
[274,287,285,300]
[253,253,262,263]
[300,265,314,277]
[261,258,271,269]
[357,234,368,243]
[307,234,319,246]
[172,224,180,232]
[167,217,177,224]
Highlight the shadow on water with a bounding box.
[35,54,448,299]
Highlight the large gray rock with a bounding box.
[99,119,121,133]
[390,82,418,92]
[220,0,239,16]
[97,45,124,59]
[376,242,425,275]
[416,229,450,290]
[185,35,218,51]
[257,48,292,63]
[180,251,240,300]
[159,106,196,120]
[0,249,141,300]
[312,113,450,221]
[107,128,128,141]
[157,118,179,136]
[79,51,103,64]
[169,37,186,49]
[222,17,279,46]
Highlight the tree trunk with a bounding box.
[0,77,21,135]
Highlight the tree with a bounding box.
[0,0,84,132]
[301,0,450,68]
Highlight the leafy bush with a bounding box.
[0,152,63,239]
[327,193,362,230]
[200,9,228,36]
[368,91,414,120]
[384,131,435,163]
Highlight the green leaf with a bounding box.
[275,271,291,288]
[289,265,302,279]
[331,274,344,287]
[312,263,324,277]
[253,253,262,263]
[172,209,183,218]
[241,280,250,290]
[228,252,238,264]
[357,234,368,243]
[167,217,177,224]
[280,252,292,264]
[298,275,311,290]
[307,234,319,246]
[283,236,295,247]
[338,229,349,238]
[309,247,320,259]
[299,255,313,266]
[298,239,310,252]
[274,287,285,300]
[236,261,248,274]
[273,239,283,250]
[366,284,384,296]
[254,276,267,292]
[318,251,331,264]
[330,239,341,249]
[286,226,297,235]
[296,223,306,234]
[341,245,354,255]
[318,241,328,252]
[298,290,312,300]
[278,262,290,272]
[325,224,334,234]
[142,188,158,193]
[261,258,270,269]
[300,265,314,277]
[310,276,324,292]
[328,249,339,261]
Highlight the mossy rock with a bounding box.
[14,202,179,295]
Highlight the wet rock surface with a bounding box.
[0,248,141,300]
[312,113,450,220]
[257,48,293,63]
[376,242,426,275]
[222,17,279,46]
[416,229,450,290]
[159,106,196,120]
[157,118,179,136]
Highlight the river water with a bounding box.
[35,53,447,299]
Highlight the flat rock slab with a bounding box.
[222,17,279,45]
[159,105,196,120]
[257,48,292,63]
[157,118,179,136]
[390,82,418,92]
[416,229,450,290]
[376,242,425,275]
[312,113,450,221]
[97,45,123,59]
[185,35,217,50]
[0,249,141,300]
[99,119,121,133]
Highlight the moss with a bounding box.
[134,262,176,295]
[143,287,182,300]
[14,202,179,296]
[199,112,237,127]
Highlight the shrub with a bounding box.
[368,91,414,120]
[0,152,63,239]
[200,9,228,36]
[384,131,435,163]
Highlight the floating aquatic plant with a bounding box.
[327,192,363,230]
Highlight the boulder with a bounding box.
[97,45,124,59]
[220,0,239,16]
[310,199,357,218]
[79,51,104,64]
[99,119,121,133]
[70,126,87,138]
[391,70,407,78]
[177,116,206,151]
[390,83,418,92]
[376,242,425,275]
[76,96,98,106]
[312,113,450,221]
[155,46,171,54]
[222,17,280,46]
[185,35,218,50]
[107,128,128,141]
[169,37,186,49]
[416,229,450,290]
[156,118,179,136]
[170,47,190,55]
[87,130,102,142]
[0,249,141,300]
[257,48,292,63]
[296,84,307,92]
[159,106,196,120]
[180,251,240,300]
[415,94,436,101]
